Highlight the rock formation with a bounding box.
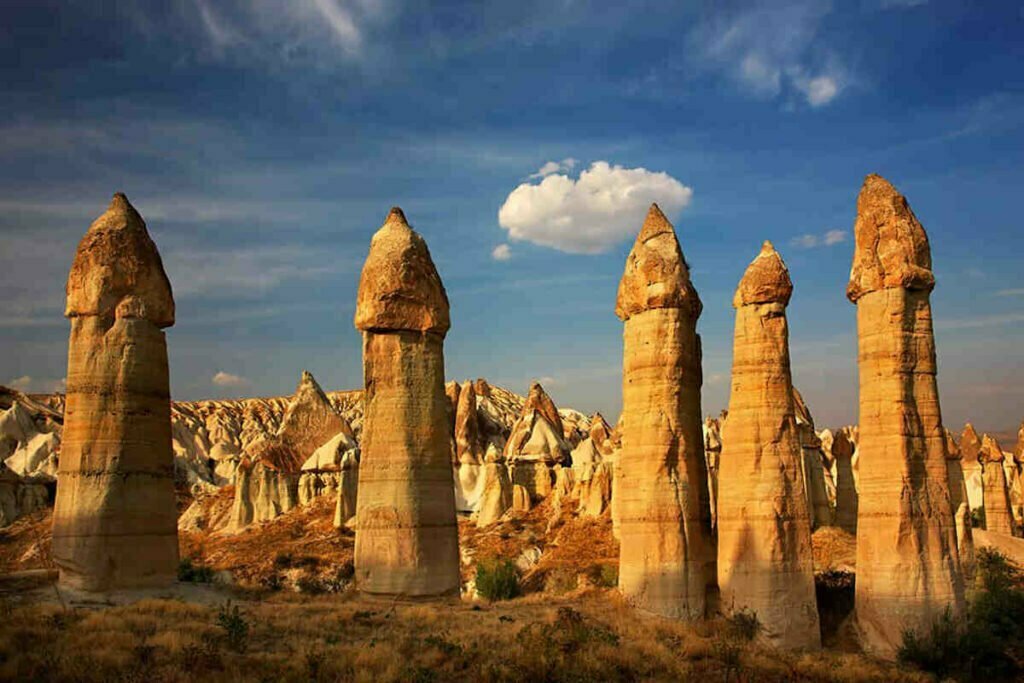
[981,435,1014,535]
[716,242,820,650]
[959,423,985,511]
[793,388,834,529]
[831,427,859,534]
[51,193,179,590]
[475,461,513,526]
[352,207,460,598]
[847,175,964,654]
[944,430,975,577]
[702,416,722,530]
[615,203,715,619]
[504,381,569,502]
[453,381,487,512]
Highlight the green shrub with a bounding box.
[215,600,250,653]
[475,560,521,602]
[177,558,215,583]
[597,563,619,588]
[898,547,1024,680]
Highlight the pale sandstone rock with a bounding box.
[944,430,975,579]
[847,175,964,655]
[550,464,575,511]
[52,194,179,591]
[793,388,834,529]
[702,416,722,530]
[475,462,513,527]
[505,382,568,502]
[959,423,985,511]
[577,461,613,518]
[453,380,487,512]
[831,427,859,534]
[333,448,360,528]
[615,203,715,619]
[981,435,1014,535]
[511,484,531,513]
[716,242,820,650]
[353,207,459,598]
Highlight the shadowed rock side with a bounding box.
[960,423,984,511]
[353,207,460,598]
[831,427,859,534]
[52,194,179,591]
[615,203,714,620]
[847,175,964,656]
[793,388,835,529]
[944,430,975,579]
[981,435,1014,535]
[717,242,820,650]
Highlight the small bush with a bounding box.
[296,573,326,595]
[597,563,619,588]
[177,558,215,583]
[475,560,521,602]
[725,608,761,642]
[215,600,250,653]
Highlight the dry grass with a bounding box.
[0,590,929,682]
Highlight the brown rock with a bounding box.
[847,175,964,655]
[615,203,715,619]
[960,423,984,511]
[981,435,1014,535]
[511,484,531,513]
[352,207,459,598]
[717,242,820,650]
[944,430,975,579]
[52,194,179,591]
[793,387,834,529]
[831,427,859,534]
[505,381,568,502]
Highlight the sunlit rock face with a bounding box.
[981,435,1015,536]
[847,175,964,656]
[716,242,820,650]
[959,423,985,511]
[792,388,834,530]
[52,194,179,591]
[352,207,460,599]
[504,381,569,503]
[615,203,715,620]
[944,430,975,579]
[829,427,859,534]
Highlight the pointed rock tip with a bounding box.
[734,241,792,307]
[385,206,409,226]
[638,202,674,241]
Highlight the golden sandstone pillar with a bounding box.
[52,194,178,590]
[717,242,820,649]
[615,204,715,619]
[847,175,964,655]
[352,207,459,598]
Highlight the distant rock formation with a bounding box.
[504,381,569,502]
[847,175,964,655]
[52,194,179,591]
[229,371,351,529]
[716,242,820,650]
[981,435,1014,535]
[960,423,985,511]
[793,388,834,529]
[615,203,715,619]
[352,207,460,598]
[944,430,975,578]
[830,427,859,534]
[702,416,722,530]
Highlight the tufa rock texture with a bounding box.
[504,381,568,502]
[615,204,715,619]
[52,194,179,591]
[716,243,820,649]
[352,207,460,598]
[959,423,985,511]
[981,435,1014,535]
[944,430,975,579]
[847,175,964,655]
[831,427,859,534]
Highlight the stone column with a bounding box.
[847,175,964,655]
[52,193,178,591]
[717,242,820,650]
[615,203,715,619]
[352,207,459,598]
[832,428,859,534]
[981,435,1014,535]
[944,431,974,579]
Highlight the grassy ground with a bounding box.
[0,589,927,682]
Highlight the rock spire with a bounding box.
[615,203,715,619]
[352,207,460,598]
[52,193,179,590]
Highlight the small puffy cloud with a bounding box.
[212,371,249,388]
[791,71,842,107]
[491,244,512,261]
[791,229,847,249]
[7,376,32,391]
[529,158,577,179]
[498,161,693,254]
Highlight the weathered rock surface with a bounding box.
[702,416,722,530]
[981,435,1014,535]
[353,207,460,598]
[847,175,964,655]
[716,242,820,650]
[830,427,859,534]
[615,203,715,619]
[793,388,834,529]
[944,430,975,578]
[505,382,569,503]
[959,423,985,511]
[52,193,179,591]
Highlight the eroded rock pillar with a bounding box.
[352,207,459,598]
[615,204,714,619]
[52,194,178,591]
[847,175,964,655]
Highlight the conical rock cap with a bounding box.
[616,203,701,321]
[354,207,450,336]
[65,193,174,326]
[733,241,793,307]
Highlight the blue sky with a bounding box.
[1,0,1022,436]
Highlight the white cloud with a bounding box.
[791,229,847,249]
[498,161,693,254]
[529,158,577,179]
[690,1,847,108]
[7,376,32,391]
[491,244,512,261]
[212,371,250,387]
[938,313,1024,331]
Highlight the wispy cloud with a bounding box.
[491,244,512,261]
[938,313,1024,331]
[790,229,847,249]
[996,288,1024,297]
[529,158,577,179]
[689,0,847,107]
